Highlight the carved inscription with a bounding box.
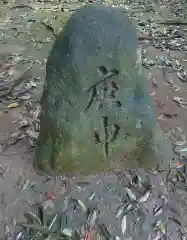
[85,67,121,157]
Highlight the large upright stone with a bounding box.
[35,3,172,175]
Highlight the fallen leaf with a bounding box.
[115,236,121,240]
[62,228,73,237]
[175,161,184,168]
[26,129,39,139]
[22,179,31,191]
[24,211,41,225]
[45,191,57,201]
[7,102,19,108]
[153,205,163,217]
[98,224,111,239]
[116,205,125,218]
[43,199,54,210]
[19,118,29,128]
[179,147,187,152]
[87,209,98,229]
[125,187,137,201]
[121,215,127,235]
[77,199,87,213]
[86,230,93,240]
[88,192,96,201]
[173,141,187,146]
[139,190,151,203]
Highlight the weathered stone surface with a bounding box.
[35,3,173,175]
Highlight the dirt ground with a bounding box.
[1,0,187,239]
